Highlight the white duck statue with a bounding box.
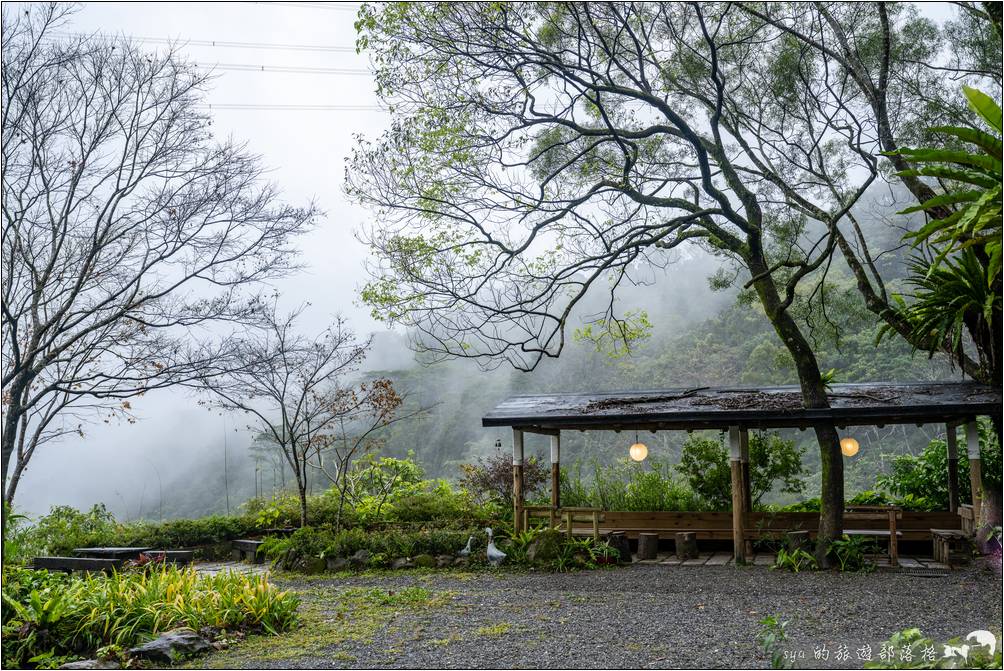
[485,527,506,566]
[458,535,474,557]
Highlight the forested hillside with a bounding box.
[370,242,961,504]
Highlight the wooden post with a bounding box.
[513,428,524,533]
[888,508,899,568]
[965,421,982,524]
[740,429,752,512]
[946,424,960,514]
[729,426,746,563]
[740,429,753,557]
[550,433,560,527]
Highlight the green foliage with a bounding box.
[828,535,878,573]
[893,87,1002,283]
[771,548,818,573]
[1,565,298,668]
[757,615,791,669]
[559,459,704,512]
[877,421,1000,509]
[261,526,481,567]
[864,628,1002,669]
[677,432,805,510]
[573,309,654,359]
[883,86,1001,380]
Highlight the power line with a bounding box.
[197,62,369,75]
[197,103,386,111]
[48,31,357,53]
[247,2,362,10]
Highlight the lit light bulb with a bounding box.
[629,442,648,462]
[840,437,859,457]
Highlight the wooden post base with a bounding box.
[675,532,698,560]
[637,532,659,560]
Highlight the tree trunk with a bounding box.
[298,489,308,528]
[1,379,28,503]
[750,271,843,567]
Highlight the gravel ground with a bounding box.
[203,561,1002,669]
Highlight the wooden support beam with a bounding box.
[550,433,561,526]
[729,426,746,563]
[521,426,561,436]
[946,424,960,514]
[965,421,982,524]
[513,428,525,533]
[739,428,753,557]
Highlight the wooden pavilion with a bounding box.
[482,381,1001,563]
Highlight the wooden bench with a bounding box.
[522,505,560,529]
[958,504,976,536]
[73,546,152,560]
[143,550,194,565]
[232,539,264,564]
[931,529,971,565]
[32,557,123,574]
[844,505,902,567]
[560,507,604,541]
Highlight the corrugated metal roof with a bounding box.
[481,382,1001,431]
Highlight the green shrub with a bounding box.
[773,498,820,512]
[459,449,549,507]
[20,505,118,557]
[877,421,1000,510]
[559,459,704,512]
[678,431,805,510]
[1,565,298,668]
[771,547,817,572]
[865,628,1002,669]
[829,535,878,572]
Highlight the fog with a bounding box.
[8,2,963,520]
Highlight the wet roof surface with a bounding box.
[482,382,1001,430]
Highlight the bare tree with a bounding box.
[0,5,316,503]
[200,302,407,527]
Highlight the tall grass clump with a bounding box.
[2,565,299,668]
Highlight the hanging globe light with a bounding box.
[840,436,860,457]
[629,431,648,462]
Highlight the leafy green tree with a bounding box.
[746,6,1001,386]
[677,432,806,510]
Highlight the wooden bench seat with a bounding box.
[931,528,971,565]
[32,556,123,574]
[845,506,902,566]
[144,550,194,565]
[569,527,735,541]
[231,539,264,564]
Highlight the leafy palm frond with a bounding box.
[887,86,1003,287]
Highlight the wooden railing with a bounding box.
[521,505,604,541]
[558,509,960,541]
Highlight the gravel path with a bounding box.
[202,561,1002,669]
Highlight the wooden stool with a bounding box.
[931,529,971,565]
[675,531,698,560]
[637,532,659,560]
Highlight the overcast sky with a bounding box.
[12,1,961,517]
